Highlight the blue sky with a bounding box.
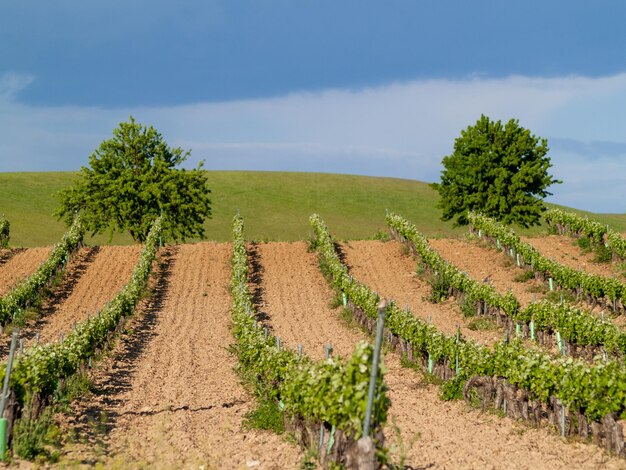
[2,1,626,212]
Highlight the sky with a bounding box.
[2,1,626,212]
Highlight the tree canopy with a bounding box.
[55,117,211,243]
[431,114,561,228]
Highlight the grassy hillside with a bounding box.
[0,171,625,247]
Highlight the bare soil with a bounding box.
[523,235,621,279]
[0,239,620,469]
[32,245,142,346]
[253,240,626,469]
[341,240,501,346]
[251,241,362,360]
[429,238,546,308]
[59,243,303,469]
[0,247,51,295]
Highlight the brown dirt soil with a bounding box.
[0,247,51,295]
[523,235,621,279]
[341,240,501,346]
[251,241,363,360]
[59,243,303,469]
[429,238,546,308]
[30,245,143,346]
[521,236,626,326]
[254,241,626,469]
[0,248,23,268]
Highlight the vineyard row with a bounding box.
[311,213,626,457]
[230,214,388,468]
[0,217,84,327]
[386,212,626,360]
[469,212,626,313]
[0,216,162,455]
[545,208,626,261]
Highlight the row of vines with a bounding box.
[386,212,626,359]
[311,213,626,457]
[230,214,388,468]
[0,216,162,456]
[545,208,626,260]
[468,212,626,312]
[0,217,84,327]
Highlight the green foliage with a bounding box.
[54,371,93,412]
[243,398,285,433]
[375,212,626,422]
[546,208,626,261]
[55,117,211,243]
[467,318,497,331]
[543,290,575,304]
[469,212,626,307]
[576,236,592,253]
[427,271,452,303]
[513,270,535,283]
[12,398,60,462]
[1,218,161,410]
[231,214,389,440]
[0,217,84,326]
[594,244,613,263]
[432,115,561,227]
[459,296,477,318]
[0,215,9,248]
[440,375,466,401]
[372,229,391,242]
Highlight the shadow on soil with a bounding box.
[120,398,246,418]
[0,246,100,356]
[247,242,271,325]
[0,247,24,267]
[62,245,177,465]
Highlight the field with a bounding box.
[2,173,626,467]
[4,171,626,247]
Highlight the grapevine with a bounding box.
[310,213,626,423]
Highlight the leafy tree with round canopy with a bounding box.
[431,114,561,227]
[55,116,211,243]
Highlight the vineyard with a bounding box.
[0,210,625,468]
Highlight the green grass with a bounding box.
[1,170,625,247]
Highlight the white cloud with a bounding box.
[2,72,626,212]
[0,72,34,99]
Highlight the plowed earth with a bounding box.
[252,241,625,469]
[340,240,500,346]
[428,238,546,308]
[60,243,303,469]
[32,245,142,346]
[523,235,621,279]
[4,240,625,469]
[0,247,51,295]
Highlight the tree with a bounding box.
[55,116,211,243]
[431,114,561,228]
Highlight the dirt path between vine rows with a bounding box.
[251,241,362,360]
[0,247,51,295]
[428,238,546,308]
[61,242,303,469]
[523,234,622,279]
[29,245,143,346]
[254,240,626,469]
[341,240,501,346]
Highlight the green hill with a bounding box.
[0,171,624,247]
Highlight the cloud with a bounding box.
[551,138,626,160]
[0,72,35,99]
[2,72,626,212]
